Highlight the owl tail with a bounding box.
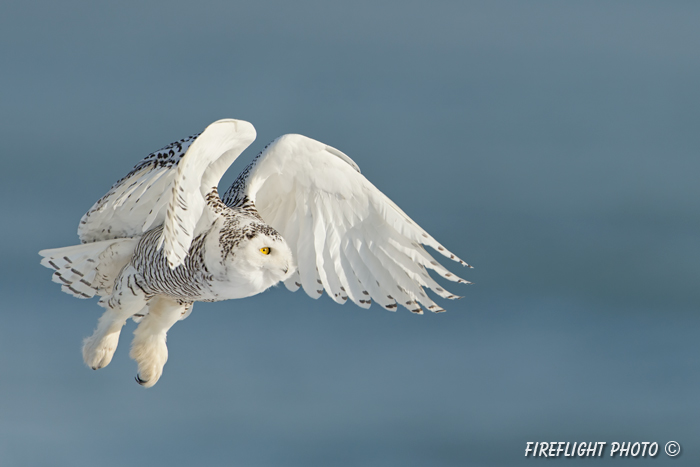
[39,238,140,299]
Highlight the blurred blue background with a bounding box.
[1,1,699,465]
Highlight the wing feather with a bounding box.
[358,237,424,313]
[79,137,198,243]
[231,133,471,313]
[317,196,349,304]
[340,237,375,309]
[363,217,463,303]
[78,119,256,268]
[283,270,302,292]
[295,196,323,299]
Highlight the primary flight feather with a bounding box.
[39,119,471,387]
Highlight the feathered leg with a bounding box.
[82,266,149,370]
[130,297,191,388]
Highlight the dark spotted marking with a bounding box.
[56,274,71,284]
[66,285,90,298]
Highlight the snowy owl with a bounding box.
[39,119,471,387]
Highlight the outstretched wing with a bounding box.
[79,119,256,268]
[222,134,471,314]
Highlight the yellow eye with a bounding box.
[259,247,271,255]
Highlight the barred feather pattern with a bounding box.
[130,226,212,303]
[39,238,139,299]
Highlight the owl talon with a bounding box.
[135,374,148,385]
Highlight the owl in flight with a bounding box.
[40,119,471,387]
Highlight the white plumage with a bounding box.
[40,119,471,387]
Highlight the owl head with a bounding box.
[213,218,294,299]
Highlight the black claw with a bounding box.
[135,374,148,386]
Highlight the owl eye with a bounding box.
[259,247,271,255]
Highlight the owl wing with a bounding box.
[223,134,471,314]
[78,119,256,268]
